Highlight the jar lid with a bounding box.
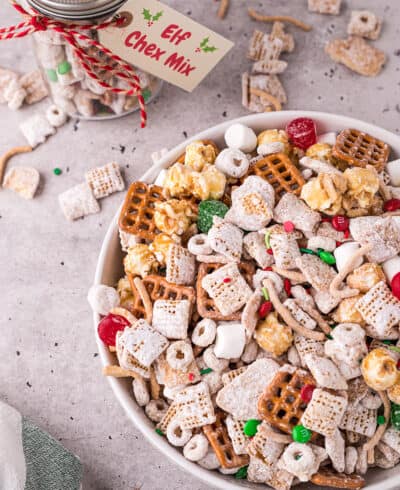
[27,0,126,20]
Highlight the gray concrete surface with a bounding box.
[1,1,400,489]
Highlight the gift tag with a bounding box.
[99,0,234,92]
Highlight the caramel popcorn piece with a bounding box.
[306,143,332,162]
[254,312,293,356]
[149,233,179,266]
[257,129,290,154]
[343,167,379,210]
[332,295,365,325]
[164,163,192,198]
[154,199,196,236]
[184,141,217,172]
[346,262,386,293]
[123,244,158,278]
[301,172,347,215]
[361,348,399,391]
[197,164,226,200]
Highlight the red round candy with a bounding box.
[384,198,400,212]
[284,278,291,297]
[259,301,273,319]
[97,313,130,346]
[332,215,349,232]
[283,221,295,232]
[300,384,316,403]
[267,248,273,255]
[286,117,317,150]
[391,272,400,300]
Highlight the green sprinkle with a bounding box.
[234,466,248,480]
[46,69,58,82]
[388,346,400,353]
[264,230,271,249]
[326,334,333,340]
[292,424,312,443]
[200,368,213,375]
[142,88,152,102]
[53,167,62,176]
[155,428,164,436]
[243,419,261,437]
[300,248,317,255]
[318,250,336,265]
[383,340,394,345]
[57,60,72,75]
[377,415,386,425]
[330,324,337,329]
[262,287,269,301]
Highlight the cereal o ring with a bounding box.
[282,443,316,478]
[132,377,150,407]
[144,399,168,422]
[198,449,220,470]
[166,419,192,447]
[188,234,213,256]
[183,434,209,461]
[166,341,194,371]
[215,148,250,178]
[45,104,68,128]
[192,319,217,347]
[203,346,229,372]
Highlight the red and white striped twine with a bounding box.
[1,1,147,127]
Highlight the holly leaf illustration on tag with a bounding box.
[142,8,152,20]
[196,37,218,53]
[152,11,163,21]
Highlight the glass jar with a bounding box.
[28,0,162,119]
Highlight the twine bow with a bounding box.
[0,1,147,127]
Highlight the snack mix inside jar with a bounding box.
[28,0,162,119]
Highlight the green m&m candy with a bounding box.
[46,68,58,82]
[234,465,248,479]
[318,249,336,265]
[292,424,312,443]
[57,60,72,75]
[391,403,400,430]
[198,199,229,233]
[243,419,261,437]
[142,88,152,102]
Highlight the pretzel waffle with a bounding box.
[258,367,315,435]
[119,181,165,240]
[203,410,250,469]
[196,261,255,320]
[246,153,305,201]
[127,274,195,320]
[310,469,365,489]
[332,129,390,172]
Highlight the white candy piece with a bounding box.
[386,160,400,187]
[334,242,363,273]
[153,168,168,187]
[45,104,68,127]
[257,142,284,156]
[87,284,120,315]
[215,148,249,178]
[224,123,257,153]
[3,167,40,199]
[214,322,246,359]
[382,255,400,283]
[19,114,55,148]
[317,132,337,145]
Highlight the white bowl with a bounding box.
[94,111,400,490]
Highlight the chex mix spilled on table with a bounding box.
[88,117,400,489]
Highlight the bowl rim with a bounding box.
[93,110,400,490]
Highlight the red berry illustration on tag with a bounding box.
[142,8,163,27]
[196,37,218,53]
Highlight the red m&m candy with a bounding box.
[384,199,400,212]
[391,272,400,300]
[259,301,272,319]
[300,384,316,403]
[332,215,349,232]
[286,118,317,150]
[98,313,130,346]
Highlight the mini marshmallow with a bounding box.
[214,322,246,359]
[224,123,257,153]
[386,160,400,187]
[382,255,400,283]
[87,284,120,316]
[334,242,363,273]
[257,142,284,156]
[215,148,249,178]
[317,132,337,145]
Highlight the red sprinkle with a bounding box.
[321,217,332,223]
[284,278,291,297]
[283,221,295,233]
[263,266,273,271]
[223,277,231,283]
[267,248,273,255]
[97,313,130,346]
[188,372,195,381]
[391,272,400,300]
[343,230,350,239]
[336,241,342,247]
[332,215,349,232]
[300,384,316,403]
[259,301,273,319]
[384,198,400,212]
[397,360,400,370]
